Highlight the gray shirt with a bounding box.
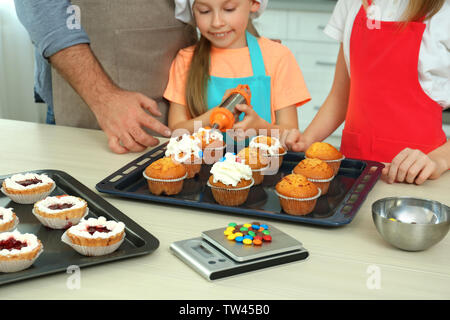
[14,0,90,122]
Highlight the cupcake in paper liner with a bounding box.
[0,207,20,233]
[143,157,188,195]
[305,142,345,175]
[207,153,254,206]
[275,174,321,216]
[249,135,287,170]
[193,127,226,164]
[62,216,125,256]
[0,231,43,273]
[237,147,271,186]
[165,133,203,178]
[32,195,89,229]
[1,172,56,204]
[292,158,335,195]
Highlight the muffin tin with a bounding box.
[0,170,159,285]
[96,143,384,227]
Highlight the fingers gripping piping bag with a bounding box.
[209,85,251,132]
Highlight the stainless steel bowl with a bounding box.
[372,197,450,251]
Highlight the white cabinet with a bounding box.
[255,8,344,140]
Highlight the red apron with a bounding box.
[340,0,447,163]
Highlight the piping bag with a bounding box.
[209,85,252,132]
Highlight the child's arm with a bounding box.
[382,140,450,185]
[283,44,350,151]
[168,102,215,134]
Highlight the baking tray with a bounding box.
[96,143,384,227]
[0,170,159,286]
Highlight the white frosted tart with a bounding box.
[34,195,88,219]
[0,231,43,272]
[1,173,56,204]
[2,173,55,194]
[0,207,19,233]
[66,216,125,247]
[32,195,88,229]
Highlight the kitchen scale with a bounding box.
[170,223,309,281]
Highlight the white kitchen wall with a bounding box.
[0,0,46,123]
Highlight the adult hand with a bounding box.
[280,128,311,152]
[91,88,172,154]
[381,148,439,185]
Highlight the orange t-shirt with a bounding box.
[163,36,311,123]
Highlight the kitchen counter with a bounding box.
[267,0,337,12]
[0,119,449,300]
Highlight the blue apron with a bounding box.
[206,32,272,145]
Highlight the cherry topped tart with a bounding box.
[0,207,18,233]
[0,231,43,262]
[66,216,125,247]
[34,195,87,219]
[2,173,55,196]
[32,195,88,230]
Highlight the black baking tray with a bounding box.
[0,170,159,286]
[96,143,384,227]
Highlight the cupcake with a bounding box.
[62,216,125,256]
[249,135,287,170]
[0,231,43,273]
[165,134,203,178]
[143,157,187,195]
[207,153,254,206]
[0,207,19,233]
[293,158,335,195]
[305,142,345,175]
[275,173,321,216]
[194,127,226,164]
[32,195,88,229]
[1,173,55,204]
[237,147,270,185]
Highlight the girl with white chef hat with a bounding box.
[283,0,450,185]
[164,0,311,139]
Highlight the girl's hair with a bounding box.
[185,19,260,117]
[401,0,445,22]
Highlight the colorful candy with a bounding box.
[224,222,273,246]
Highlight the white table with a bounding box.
[1,119,449,299]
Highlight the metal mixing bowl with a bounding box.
[372,197,450,251]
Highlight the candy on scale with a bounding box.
[224,222,273,246]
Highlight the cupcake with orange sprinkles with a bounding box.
[275,173,321,216]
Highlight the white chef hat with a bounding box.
[175,0,268,24]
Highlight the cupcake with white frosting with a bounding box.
[0,231,43,273]
[1,173,55,204]
[194,127,226,164]
[207,153,254,206]
[33,195,88,229]
[165,134,203,178]
[62,216,125,256]
[249,135,287,171]
[0,207,19,233]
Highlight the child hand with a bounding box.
[280,129,311,152]
[381,148,439,185]
[232,104,267,132]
